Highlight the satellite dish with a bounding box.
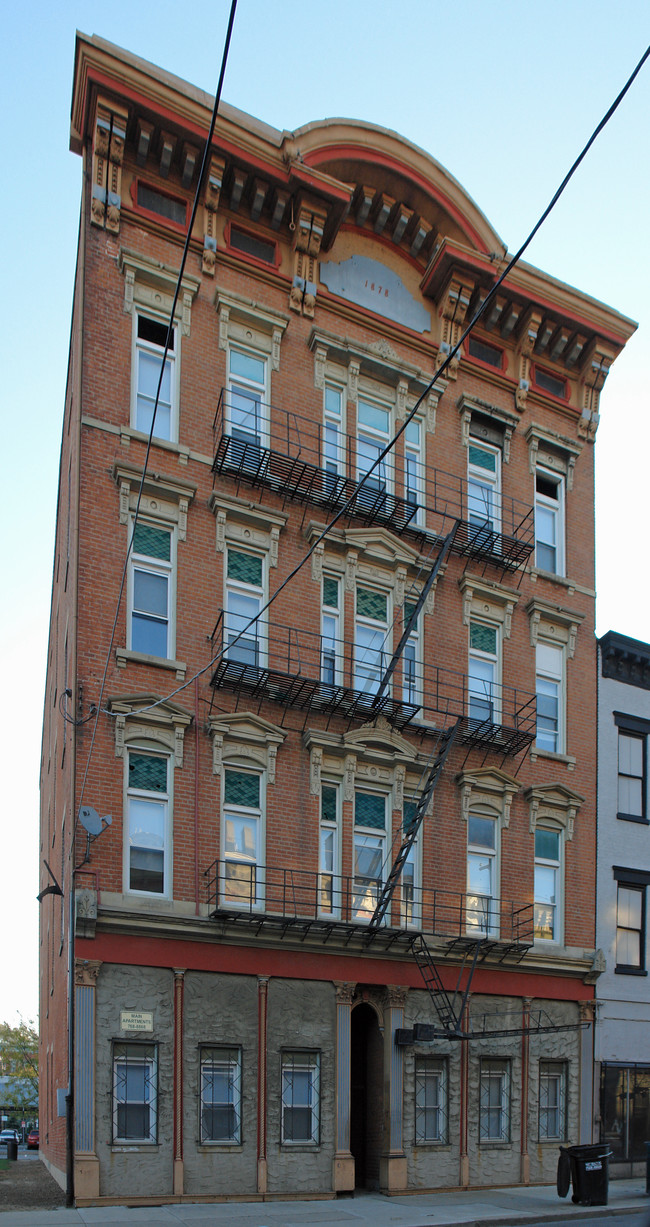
[79,806,112,836]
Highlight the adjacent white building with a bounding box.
[596,630,650,1170]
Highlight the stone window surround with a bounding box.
[208,491,288,569]
[208,712,286,784]
[306,523,440,614]
[119,248,200,336]
[108,695,192,767]
[113,463,196,541]
[525,598,584,659]
[458,394,519,464]
[456,767,521,829]
[524,784,584,842]
[526,424,582,491]
[309,327,443,433]
[459,574,519,640]
[215,290,289,370]
[304,721,431,818]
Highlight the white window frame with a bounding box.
[323,383,345,482]
[221,766,265,911]
[415,1057,448,1143]
[468,620,500,727]
[467,441,501,538]
[281,1051,320,1145]
[354,585,390,696]
[321,574,342,687]
[534,826,563,943]
[132,311,178,442]
[535,641,565,754]
[479,1058,510,1142]
[539,1060,567,1141]
[535,467,565,576]
[227,344,268,451]
[402,600,422,713]
[112,1042,158,1143]
[124,746,172,898]
[401,832,420,929]
[404,416,424,524]
[319,782,340,919]
[128,520,175,661]
[224,546,267,670]
[353,790,388,923]
[467,811,499,937]
[200,1045,242,1145]
[356,394,392,495]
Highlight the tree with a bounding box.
[0,1019,38,1109]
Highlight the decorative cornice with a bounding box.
[526,598,584,658]
[599,630,650,690]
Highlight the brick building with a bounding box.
[39,33,635,1205]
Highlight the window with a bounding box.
[353,791,387,921]
[402,801,420,928]
[356,396,391,499]
[321,576,341,686]
[222,768,263,909]
[404,417,424,522]
[467,813,498,936]
[479,1059,510,1141]
[354,586,389,696]
[533,366,567,400]
[467,442,501,542]
[126,750,169,895]
[133,313,177,441]
[319,784,340,917]
[403,601,422,711]
[534,828,561,941]
[468,335,503,368]
[229,225,277,265]
[616,883,645,972]
[227,347,267,468]
[113,1043,157,1143]
[129,522,173,659]
[281,1051,320,1144]
[618,730,646,822]
[415,1057,448,1143]
[468,621,499,726]
[136,182,187,228]
[225,548,265,668]
[535,470,565,574]
[600,1064,650,1161]
[200,1046,242,1144]
[535,642,564,753]
[539,1061,567,1141]
[323,384,345,488]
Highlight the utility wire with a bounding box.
[107,40,650,725]
[73,0,239,844]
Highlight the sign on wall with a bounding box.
[120,1010,154,1033]
[319,255,431,333]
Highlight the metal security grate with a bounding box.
[415,1057,448,1143]
[128,753,167,793]
[281,1051,320,1144]
[200,1047,242,1144]
[113,1043,157,1142]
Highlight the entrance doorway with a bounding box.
[350,1001,384,1189]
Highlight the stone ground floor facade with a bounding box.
[65,935,594,1205]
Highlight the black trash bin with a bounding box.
[566,1143,611,1205]
[6,1138,18,1161]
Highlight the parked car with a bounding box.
[0,1129,20,1145]
[27,1129,39,1150]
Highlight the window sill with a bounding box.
[116,648,186,680]
[617,813,650,825]
[478,1140,512,1148]
[197,1142,243,1152]
[615,966,648,977]
[529,747,576,770]
[111,1143,159,1152]
[413,1141,451,1150]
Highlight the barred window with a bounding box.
[479,1059,510,1141]
[200,1047,242,1144]
[415,1057,448,1143]
[113,1043,157,1143]
[281,1051,320,1144]
[539,1061,567,1141]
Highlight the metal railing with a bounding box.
[204,858,534,947]
[210,612,536,750]
[213,391,534,570]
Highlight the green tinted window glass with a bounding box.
[404,601,418,625]
[404,801,418,833]
[470,622,497,655]
[323,578,339,609]
[129,753,167,793]
[469,444,497,473]
[535,829,560,861]
[224,770,260,809]
[133,523,171,561]
[227,550,263,587]
[355,792,386,830]
[357,588,387,622]
[321,785,337,823]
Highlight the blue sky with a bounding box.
[1,0,648,1023]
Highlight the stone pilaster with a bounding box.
[332,981,355,1192]
[173,970,185,1196]
[257,977,269,1192]
[379,986,408,1193]
[74,959,102,1200]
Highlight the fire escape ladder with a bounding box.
[410,933,461,1033]
[367,718,461,933]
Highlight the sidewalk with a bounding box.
[0,1178,648,1227]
